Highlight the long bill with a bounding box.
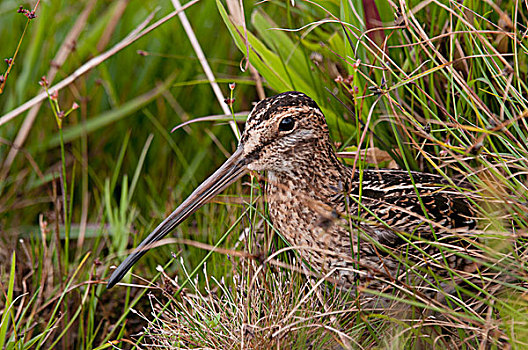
[107,147,248,289]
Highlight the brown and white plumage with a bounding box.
[107,91,478,292]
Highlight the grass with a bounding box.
[1,0,528,348]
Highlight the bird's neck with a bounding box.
[266,141,349,200]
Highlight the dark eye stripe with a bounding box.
[279,117,295,131]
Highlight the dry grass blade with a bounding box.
[171,0,239,138]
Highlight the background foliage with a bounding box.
[1,0,527,348]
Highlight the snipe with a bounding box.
[107,91,477,292]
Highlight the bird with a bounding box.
[107,91,478,294]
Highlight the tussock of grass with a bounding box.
[138,242,528,348]
[140,258,365,349]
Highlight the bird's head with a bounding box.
[240,91,329,172]
[107,91,328,288]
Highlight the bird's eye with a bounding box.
[278,117,295,132]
